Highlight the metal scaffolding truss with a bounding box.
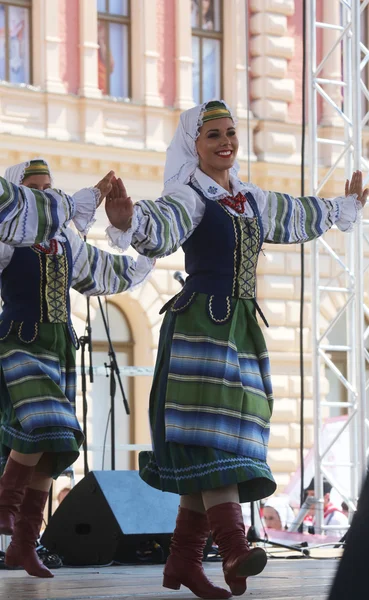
[308,0,369,531]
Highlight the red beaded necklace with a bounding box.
[220,191,247,214]
[34,239,59,254]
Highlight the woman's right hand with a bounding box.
[345,170,369,207]
[105,177,134,231]
[94,171,114,207]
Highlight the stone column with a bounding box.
[78,0,101,98]
[174,0,193,110]
[249,0,297,162]
[131,0,162,106]
[32,0,66,93]
[223,0,256,165]
[223,0,249,118]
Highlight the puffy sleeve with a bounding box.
[0,176,76,246]
[106,183,204,258]
[65,228,154,296]
[72,188,100,235]
[249,184,361,244]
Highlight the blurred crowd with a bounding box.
[242,477,349,538]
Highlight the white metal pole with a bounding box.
[308,0,324,533]
[342,0,359,509]
[351,0,367,492]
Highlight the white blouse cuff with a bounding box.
[106,210,139,252]
[72,188,100,235]
[335,194,361,232]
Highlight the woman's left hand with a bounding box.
[105,177,134,231]
[345,170,369,207]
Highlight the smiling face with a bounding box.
[21,173,52,191]
[195,117,239,177]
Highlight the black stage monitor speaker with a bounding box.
[41,470,179,566]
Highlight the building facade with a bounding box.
[0,0,357,500]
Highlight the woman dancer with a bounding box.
[105,100,367,598]
[0,162,152,577]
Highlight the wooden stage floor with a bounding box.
[0,558,338,600]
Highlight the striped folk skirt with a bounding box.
[139,293,276,502]
[0,323,83,477]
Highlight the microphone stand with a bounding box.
[79,295,93,477]
[78,235,94,477]
[48,239,94,518]
[247,501,308,555]
[86,295,94,384]
[98,297,130,471]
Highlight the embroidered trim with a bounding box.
[147,456,270,474]
[208,295,231,323]
[0,319,14,341]
[1,425,77,442]
[171,291,196,313]
[196,100,238,140]
[217,202,238,296]
[238,217,260,299]
[143,456,272,481]
[31,247,44,322]
[220,192,247,214]
[39,251,44,322]
[69,324,80,349]
[18,322,38,344]
[45,246,68,323]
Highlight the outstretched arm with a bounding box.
[261,171,367,244]
[66,228,154,295]
[71,170,115,234]
[105,177,201,258]
[0,176,77,246]
[344,170,368,206]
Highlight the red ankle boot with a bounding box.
[207,502,267,596]
[163,507,232,599]
[0,457,34,535]
[5,487,53,578]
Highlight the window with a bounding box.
[0,0,31,84]
[191,0,222,104]
[97,0,130,98]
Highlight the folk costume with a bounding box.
[0,162,153,577]
[107,101,361,598]
[4,158,55,187]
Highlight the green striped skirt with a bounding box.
[139,293,276,502]
[0,323,83,478]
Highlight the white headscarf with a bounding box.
[4,158,53,186]
[163,100,239,188]
[264,496,295,531]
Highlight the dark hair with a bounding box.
[305,477,332,496]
